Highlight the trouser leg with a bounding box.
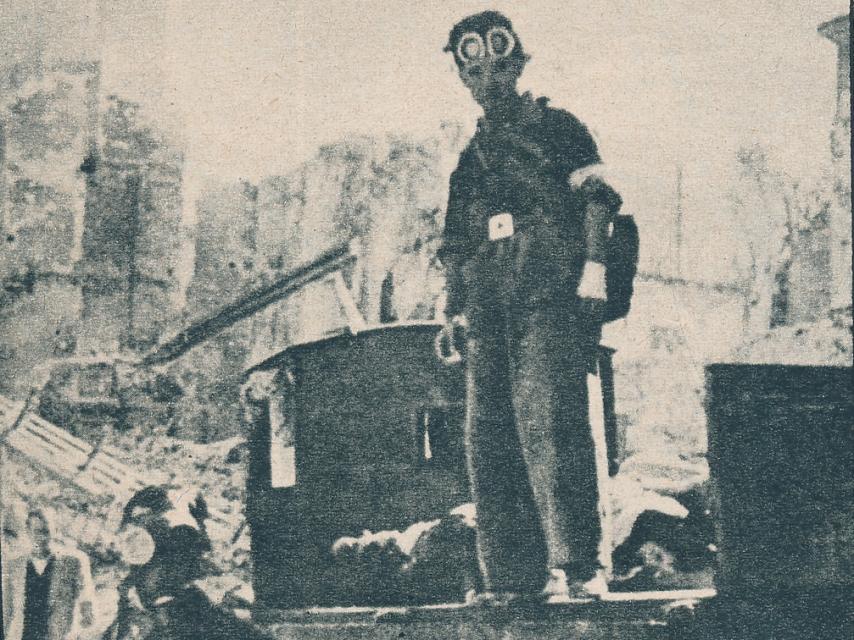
[464,327,548,594]
[510,307,602,579]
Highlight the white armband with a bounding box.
[577,260,607,301]
[569,164,608,190]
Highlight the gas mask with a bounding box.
[450,23,524,103]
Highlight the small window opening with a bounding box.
[423,414,433,461]
[416,408,460,468]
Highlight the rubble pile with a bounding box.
[4,423,252,623]
[733,309,852,366]
[325,507,479,606]
[321,484,716,605]
[100,426,251,582]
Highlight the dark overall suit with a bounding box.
[439,93,619,593]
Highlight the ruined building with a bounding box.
[0,60,185,398]
[250,132,459,363]
[0,61,99,397]
[729,13,851,368]
[819,14,851,313]
[174,181,259,441]
[79,95,184,354]
[771,14,850,326]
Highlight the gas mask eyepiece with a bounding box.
[486,27,515,58]
[457,32,485,64]
[456,26,516,65]
[116,524,156,566]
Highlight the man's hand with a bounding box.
[188,494,210,527]
[577,261,607,323]
[578,261,606,300]
[435,315,468,365]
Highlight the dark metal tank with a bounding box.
[244,321,467,607]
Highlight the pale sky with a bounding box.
[1,0,848,280]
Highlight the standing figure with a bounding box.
[2,507,95,640]
[437,11,623,603]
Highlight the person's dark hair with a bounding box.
[121,485,173,528]
[444,11,525,67]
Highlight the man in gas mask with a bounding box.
[106,485,270,640]
[437,10,623,604]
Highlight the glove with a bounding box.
[578,261,607,300]
[577,261,607,323]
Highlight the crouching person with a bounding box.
[3,506,96,640]
[105,486,270,640]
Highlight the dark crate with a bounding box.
[705,364,853,598]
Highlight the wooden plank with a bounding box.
[6,408,234,534]
[19,418,82,452]
[5,432,49,462]
[90,449,130,470]
[8,429,80,467]
[3,447,93,498]
[8,422,100,488]
[98,443,127,458]
[79,466,123,490]
[90,452,146,485]
[78,463,119,485]
[271,592,714,622]
[17,423,89,468]
[0,396,27,435]
[85,457,129,484]
[262,590,719,633]
[27,414,93,455]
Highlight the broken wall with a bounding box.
[174,181,259,441]
[79,96,184,354]
[0,61,98,397]
[250,130,460,363]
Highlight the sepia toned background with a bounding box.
[1,0,851,635]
